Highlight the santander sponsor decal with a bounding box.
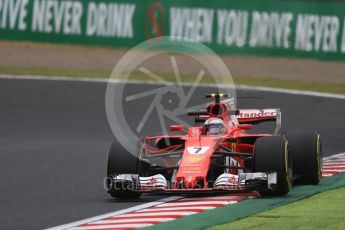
[238,109,277,118]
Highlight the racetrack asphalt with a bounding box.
[0,77,344,230]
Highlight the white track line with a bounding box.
[237,85,345,100]
[71,223,153,229]
[1,74,345,100]
[89,218,175,224]
[134,206,217,212]
[323,165,345,169]
[113,211,197,217]
[0,74,109,83]
[45,196,182,230]
[323,164,345,168]
[323,160,345,163]
[179,195,245,201]
[323,172,345,176]
[322,162,345,168]
[321,169,345,172]
[323,152,345,160]
[156,201,238,207]
[323,161,345,164]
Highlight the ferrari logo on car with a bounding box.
[185,155,206,163]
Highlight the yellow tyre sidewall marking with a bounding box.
[232,142,236,152]
[285,141,292,190]
[316,134,321,179]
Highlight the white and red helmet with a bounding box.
[204,118,226,135]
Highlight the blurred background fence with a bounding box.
[2,0,345,60]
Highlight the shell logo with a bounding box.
[185,155,206,163]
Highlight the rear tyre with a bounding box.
[254,136,292,196]
[286,130,322,185]
[106,140,142,199]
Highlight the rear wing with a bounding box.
[237,109,281,134]
[188,106,282,134]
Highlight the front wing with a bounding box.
[107,172,277,195]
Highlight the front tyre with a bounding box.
[254,136,292,196]
[106,140,142,199]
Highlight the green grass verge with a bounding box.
[1,66,345,95]
[144,173,345,230]
[209,187,345,230]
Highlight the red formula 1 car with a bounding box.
[106,93,322,199]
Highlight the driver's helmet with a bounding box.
[204,118,226,135]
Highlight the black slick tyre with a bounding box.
[254,136,292,196]
[286,130,322,185]
[106,140,142,199]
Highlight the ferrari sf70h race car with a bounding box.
[105,93,322,199]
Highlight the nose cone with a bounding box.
[175,136,217,189]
